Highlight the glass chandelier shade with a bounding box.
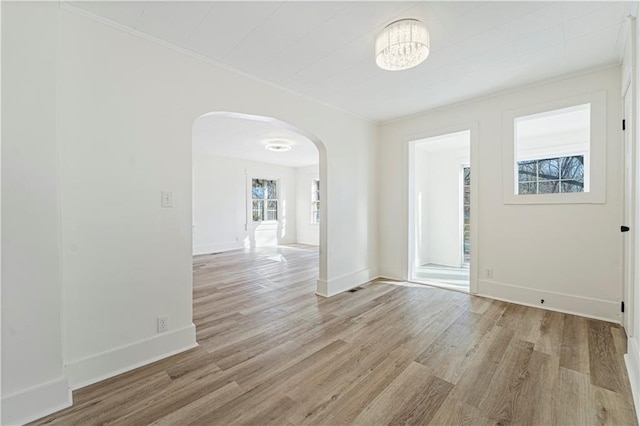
[375,19,430,71]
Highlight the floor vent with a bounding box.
[209,252,223,256]
[349,286,364,293]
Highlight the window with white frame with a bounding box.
[311,179,320,224]
[515,103,590,196]
[252,179,278,222]
[503,93,604,204]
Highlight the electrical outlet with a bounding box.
[485,268,493,279]
[157,316,168,333]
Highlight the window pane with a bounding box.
[538,181,560,194]
[252,180,264,199]
[252,200,263,222]
[464,206,470,220]
[266,180,277,199]
[266,200,278,221]
[463,187,470,205]
[560,156,584,182]
[538,158,559,180]
[519,182,537,194]
[463,167,470,185]
[312,180,320,202]
[313,211,320,223]
[561,182,583,193]
[518,161,537,182]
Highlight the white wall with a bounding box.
[193,154,298,254]
[296,165,320,246]
[414,149,429,266]
[1,3,71,424]
[56,6,378,394]
[379,67,623,322]
[415,148,469,268]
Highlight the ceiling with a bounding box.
[193,114,319,167]
[65,1,637,122]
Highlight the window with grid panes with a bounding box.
[252,179,278,222]
[517,155,584,194]
[311,179,320,224]
[462,166,470,264]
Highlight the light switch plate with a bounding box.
[161,191,173,208]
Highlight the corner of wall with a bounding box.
[316,267,379,297]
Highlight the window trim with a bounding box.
[502,90,606,204]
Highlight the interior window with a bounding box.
[514,103,590,196]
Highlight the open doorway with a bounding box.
[191,113,320,253]
[408,129,475,293]
[190,112,327,296]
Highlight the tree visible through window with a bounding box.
[252,179,278,222]
[311,179,320,224]
[517,155,584,194]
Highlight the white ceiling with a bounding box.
[193,114,319,167]
[65,1,637,122]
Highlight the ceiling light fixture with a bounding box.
[265,142,291,152]
[375,19,429,71]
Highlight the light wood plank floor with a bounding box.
[35,245,637,425]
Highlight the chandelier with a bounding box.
[375,19,430,71]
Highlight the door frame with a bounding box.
[406,122,479,294]
[624,78,636,335]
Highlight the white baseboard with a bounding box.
[65,323,197,390]
[1,377,71,425]
[193,242,244,255]
[478,279,621,323]
[316,267,378,297]
[625,337,640,425]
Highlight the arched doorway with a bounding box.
[191,111,327,293]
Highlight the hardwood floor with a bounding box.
[34,245,637,425]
